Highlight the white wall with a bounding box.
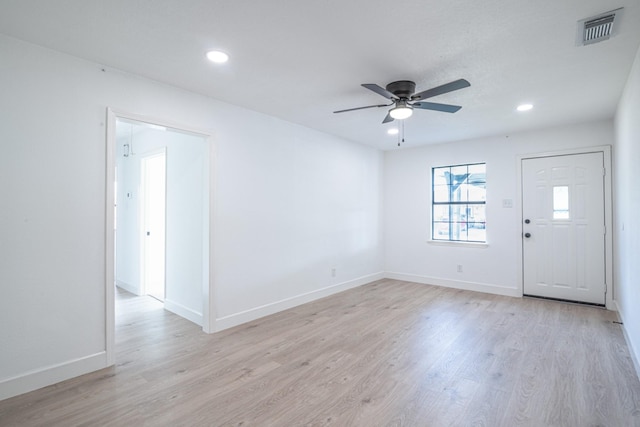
[0,34,384,399]
[115,124,208,325]
[213,113,384,328]
[384,120,614,295]
[614,44,640,373]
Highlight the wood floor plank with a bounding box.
[1,280,640,426]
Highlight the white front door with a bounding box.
[522,152,605,305]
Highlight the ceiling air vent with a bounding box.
[576,8,623,46]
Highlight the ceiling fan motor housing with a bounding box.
[386,80,416,99]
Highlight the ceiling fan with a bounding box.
[334,79,470,123]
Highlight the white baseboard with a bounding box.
[614,300,640,382]
[0,351,108,401]
[115,279,140,295]
[384,271,521,298]
[214,272,385,331]
[164,299,203,326]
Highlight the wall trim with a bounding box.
[614,300,640,382]
[0,352,107,401]
[384,271,521,297]
[214,272,385,331]
[164,299,203,326]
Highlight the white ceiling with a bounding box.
[1,0,639,150]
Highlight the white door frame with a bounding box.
[516,146,613,310]
[105,108,216,366]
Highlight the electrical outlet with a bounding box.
[457,264,463,273]
[331,268,336,277]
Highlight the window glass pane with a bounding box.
[433,168,449,186]
[467,222,486,230]
[468,181,486,202]
[468,205,486,223]
[455,183,469,202]
[451,222,467,240]
[467,226,486,242]
[433,222,450,239]
[553,186,569,209]
[433,185,450,203]
[449,167,468,203]
[468,204,486,242]
[433,205,450,221]
[553,186,569,219]
[468,163,486,177]
[450,205,466,222]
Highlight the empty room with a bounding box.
[1,1,640,426]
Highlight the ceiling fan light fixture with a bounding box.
[390,104,413,120]
[387,128,399,135]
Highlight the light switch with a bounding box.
[502,199,513,208]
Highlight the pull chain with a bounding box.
[398,120,405,147]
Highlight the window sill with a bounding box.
[427,240,489,248]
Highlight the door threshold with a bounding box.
[523,294,605,308]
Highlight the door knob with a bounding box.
[524,232,531,238]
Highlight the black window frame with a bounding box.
[431,162,486,242]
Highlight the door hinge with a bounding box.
[602,168,606,176]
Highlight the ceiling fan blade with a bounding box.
[334,103,392,113]
[411,79,470,101]
[382,112,394,123]
[362,83,398,100]
[411,102,462,113]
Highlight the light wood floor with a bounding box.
[1,279,640,426]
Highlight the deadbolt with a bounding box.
[524,219,530,224]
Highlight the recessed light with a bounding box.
[387,128,399,135]
[206,50,229,64]
[517,103,533,112]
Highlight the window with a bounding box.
[432,163,486,242]
[552,186,569,219]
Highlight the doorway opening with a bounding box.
[106,109,215,364]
